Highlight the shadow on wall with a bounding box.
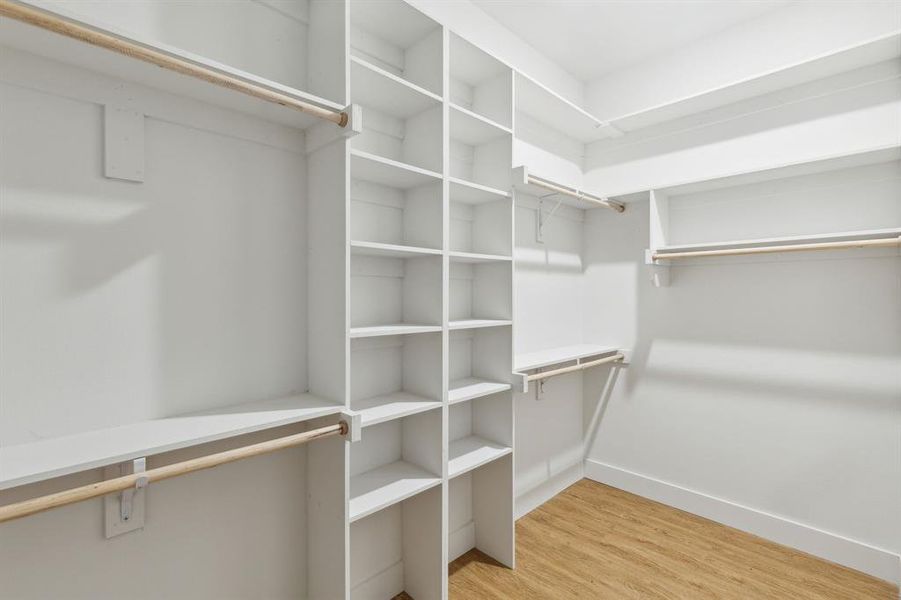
[0,85,307,442]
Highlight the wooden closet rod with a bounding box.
[528,175,625,213]
[528,353,625,382]
[652,236,901,261]
[0,0,349,127]
[0,421,347,524]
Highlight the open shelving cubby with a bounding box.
[349,410,444,599]
[448,395,514,567]
[449,33,513,129]
[449,256,512,331]
[350,151,443,253]
[350,243,443,339]
[449,326,513,405]
[351,333,443,427]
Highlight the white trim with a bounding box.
[584,459,901,585]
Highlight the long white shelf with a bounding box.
[448,436,511,479]
[448,378,512,405]
[351,392,442,428]
[350,240,442,259]
[656,227,901,254]
[515,344,621,372]
[351,56,441,119]
[350,324,443,338]
[0,5,345,131]
[350,150,442,189]
[349,460,442,522]
[0,393,344,490]
[606,31,901,134]
[449,319,513,331]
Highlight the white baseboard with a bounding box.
[584,459,900,585]
[350,561,403,600]
[515,462,584,520]
[449,521,476,562]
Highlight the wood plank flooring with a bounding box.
[448,479,897,600]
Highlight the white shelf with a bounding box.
[450,103,512,145]
[352,392,442,428]
[349,460,442,522]
[448,436,511,479]
[606,32,901,134]
[350,324,443,338]
[351,56,441,119]
[449,251,512,264]
[350,240,442,259]
[515,72,617,143]
[655,227,901,254]
[351,150,442,189]
[449,177,511,205]
[515,344,621,372]
[512,166,610,211]
[449,319,512,331]
[448,378,512,405]
[0,393,344,490]
[0,7,345,132]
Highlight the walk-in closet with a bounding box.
[0,1,898,598]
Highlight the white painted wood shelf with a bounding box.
[449,319,513,331]
[515,344,621,372]
[448,251,513,263]
[515,72,618,143]
[349,460,442,522]
[349,324,443,338]
[350,149,442,189]
[350,56,441,119]
[0,393,344,490]
[350,240,442,259]
[450,103,512,145]
[448,378,512,405]
[654,227,901,255]
[351,392,442,428]
[449,177,511,204]
[448,435,512,479]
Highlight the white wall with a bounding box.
[0,42,311,597]
[512,198,591,516]
[580,155,901,583]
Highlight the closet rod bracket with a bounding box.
[104,457,147,538]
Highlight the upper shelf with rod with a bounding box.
[0,0,355,131]
[513,345,631,394]
[513,166,625,212]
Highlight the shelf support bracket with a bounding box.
[537,195,563,244]
[104,457,147,538]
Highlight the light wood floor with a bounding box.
[447,479,897,600]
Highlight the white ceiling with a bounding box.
[471,0,791,82]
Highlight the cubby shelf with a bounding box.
[449,319,513,331]
[0,393,343,490]
[351,240,443,259]
[351,392,442,428]
[351,149,442,189]
[450,103,513,145]
[449,251,512,264]
[448,378,512,405]
[448,436,512,479]
[350,325,443,339]
[449,177,511,204]
[349,460,442,522]
[351,56,442,118]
